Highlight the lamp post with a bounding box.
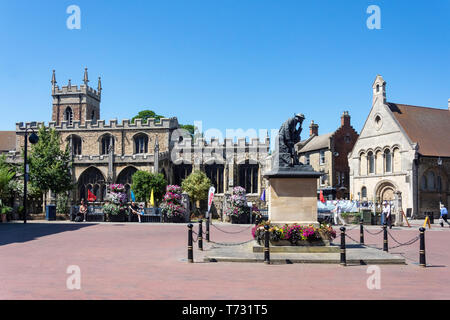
[23,128,39,224]
[437,157,443,205]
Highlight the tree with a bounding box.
[131,110,165,124]
[28,126,74,205]
[131,170,167,206]
[181,170,211,213]
[0,166,14,203]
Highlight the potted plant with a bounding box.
[224,186,249,224]
[160,185,185,223]
[103,184,128,222]
[1,205,12,223]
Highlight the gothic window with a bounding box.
[368,151,375,174]
[361,186,367,198]
[205,163,224,194]
[173,164,192,186]
[437,176,442,192]
[65,107,73,125]
[238,161,259,194]
[427,171,436,191]
[134,134,148,154]
[91,110,96,122]
[100,135,114,155]
[421,175,428,191]
[72,135,82,155]
[384,149,392,173]
[117,166,138,202]
[77,167,105,202]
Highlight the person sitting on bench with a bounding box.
[78,199,88,222]
[129,201,143,223]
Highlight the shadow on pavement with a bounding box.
[0,222,97,246]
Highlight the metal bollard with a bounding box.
[198,219,203,251]
[264,225,270,265]
[206,216,210,242]
[383,223,388,252]
[419,227,426,267]
[360,218,364,245]
[187,223,193,263]
[340,227,346,266]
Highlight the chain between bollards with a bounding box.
[198,219,203,251]
[187,223,193,263]
[206,216,210,242]
[383,223,388,252]
[264,225,270,265]
[360,218,364,245]
[340,227,346,266]
[419,227,426,267]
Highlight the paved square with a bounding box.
[0,221,449,299]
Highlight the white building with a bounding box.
[349,75,450,220]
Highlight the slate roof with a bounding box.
[387,103,450,157]
[297,132,333,153]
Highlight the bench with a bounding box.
[128,207,162,223]
[71,206,106,222]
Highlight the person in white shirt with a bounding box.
[333,200,346,226]
[382,201,392,228]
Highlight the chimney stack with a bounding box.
[309,120,318,137]
[341,111,351,127]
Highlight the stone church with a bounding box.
[9,69,270,214]
[348,75,450,219]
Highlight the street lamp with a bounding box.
[23,128,39,224]
[438,157,443,204]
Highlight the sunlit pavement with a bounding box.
[0,220,448,300]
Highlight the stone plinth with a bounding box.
[264,165,321,226]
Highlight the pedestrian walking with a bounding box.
[439,203,450,227]
[333,200,346,226]
[381,201,392,228]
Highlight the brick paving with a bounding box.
[0,221,449,300]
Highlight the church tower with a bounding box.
[51,68,102,125]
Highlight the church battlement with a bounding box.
[53,84,101,100]
[16,117,180,132]
[174,136,270,150]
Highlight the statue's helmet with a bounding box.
[295,113,305,121]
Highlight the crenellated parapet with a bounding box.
[16,117,180,132]
[171,136,270,165]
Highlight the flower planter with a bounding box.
[231,213,249,224]
[108,212,127,222]
[167,215,185,223]
[258,239,330,246]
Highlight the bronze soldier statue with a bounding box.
[275,113,305,167]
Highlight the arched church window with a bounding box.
[134,134,148,154]
[368,151,375,174]
[384,149,392,173]
[421,175,427,191]
[72,135,82,155]
[204,163,224,194]
[238,161,259,194]
[361,186,367,198]
[65,107,73,125]
[427,171,436,191]
[100,135,114,155]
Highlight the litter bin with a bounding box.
[46,204,56,221]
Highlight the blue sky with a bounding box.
[0,0,449,142]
